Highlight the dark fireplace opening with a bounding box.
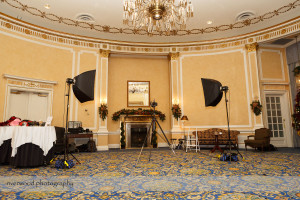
[131,127,148,147]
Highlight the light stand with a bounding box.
[63,79,81,167]
[56,70,96,169]
[221,86,243,162]
[136,100,175,165]
[201,78,243,162]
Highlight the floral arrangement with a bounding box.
[293,65,300,76]
[250,100,262,116]
[151,129,158,148]
[98,104,108,121]
[112,108,166,121]
[171,104,182,120]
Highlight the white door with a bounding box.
[265,93,293,147]
[27,93,49,121]
[7,90,49,121]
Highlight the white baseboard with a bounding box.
[97,145,109,151]
[158,142,168,147]
[108,144,120,149]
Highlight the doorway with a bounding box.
[264,92,293,147]
[5,88,51,122]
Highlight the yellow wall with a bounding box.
[259,48,289,82]
[0,26,292,148]
[74,51,98,129]
[0,31,74,127]
[182,50,249,127]
[107,56,171,132]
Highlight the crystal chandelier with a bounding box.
[123,0,194,34]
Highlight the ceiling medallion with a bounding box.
[123,0,194,34]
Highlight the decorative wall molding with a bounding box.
[261,82,290,85]
[0,13,299,54]
[168,52,180,60]
[245,43,259,52]
[1,0,299,37]
[3,74,55,121]
[258,49,285,81]
[179,49,252,128]
[99,49,110,58]
[73,50,99,131]
[3,74,57,85]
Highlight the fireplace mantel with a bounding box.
[123,115,153,123]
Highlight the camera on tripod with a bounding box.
[150,100,158,108]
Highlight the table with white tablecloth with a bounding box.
[0,126,56,167]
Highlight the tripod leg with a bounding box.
[69,152,81,164]
[136,122,153,166]
[155,119,175,154]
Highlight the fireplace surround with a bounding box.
[122,115,152,148]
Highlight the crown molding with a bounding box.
[0,12,300,54]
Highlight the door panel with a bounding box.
[27,93,48,121]
[265,93,291,147]
[7,90,29,120]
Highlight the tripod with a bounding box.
[136,101,175,165]
[221,87,243,162]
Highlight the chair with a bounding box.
[185,129,199,152]
[244,128,272,151]
[53,127,66,154]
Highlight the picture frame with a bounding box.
[127,81,150,107]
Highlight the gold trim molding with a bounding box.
[99,49,110,57]
[168,52,180,60]
[245,43,259,52]
[0,13,300,54]
[3,74,56,89]
[1,0,299,37]
[7,79,53,90]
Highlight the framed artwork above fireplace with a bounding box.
[127,81,150,107]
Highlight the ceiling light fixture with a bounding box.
[123,0,194,34]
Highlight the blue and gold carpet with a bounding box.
[0,149,300,199]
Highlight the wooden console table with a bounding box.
[67,133,93,139]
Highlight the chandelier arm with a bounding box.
[123,0,193,33]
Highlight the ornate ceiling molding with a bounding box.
[1,0,300,37]
[0,13,300,54]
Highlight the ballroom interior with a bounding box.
[0,0,300,199]
[1,0,300,150]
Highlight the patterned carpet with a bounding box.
[0,148,300,199]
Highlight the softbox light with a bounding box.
[72,70,96,103]
[201,78,223,107]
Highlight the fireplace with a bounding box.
[126,123,151,148]
[131,127,148,147]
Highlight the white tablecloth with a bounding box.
[0,126,56,157]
